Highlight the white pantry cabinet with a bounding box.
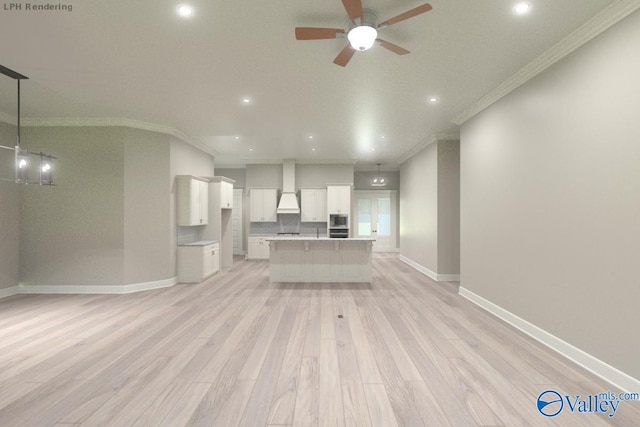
[208,176,234,209]
[250,188,278,222]
[301,188,327,222]
[177,242,219,283]
[327,185,351,215]
[176,175,209,226]
[247,236,270,259]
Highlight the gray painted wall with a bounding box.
[296,163,354,188]
[215,168,246,188]
[0,122,19,291]
[9,127,213,289]
[124,129,171,284]
[229,163,355,190]
[399,141,460,275]
[246,164,282,189]
[19,127,125,286]
[354,171,399,190]
[437,141,460,274]
[400,143,438,272]
[460,10,640,380]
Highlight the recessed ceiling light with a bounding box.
[242,97,251,104]
[513,2,531,15]
[308,135,313,139]
[381,135,385,139]
[249,148,254,151]
[428,96,439,103]
[234,136,240,140]
[312,148,316,151]
[177,4,193,17]
[371,148,376,151]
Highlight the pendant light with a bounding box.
[0,64,56,185]
[371,163,386,187]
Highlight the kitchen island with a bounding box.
[265,237,375,283]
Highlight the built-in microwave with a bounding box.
[329,214,348,228]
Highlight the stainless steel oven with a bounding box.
[329,214,349,238]
[328,228,349,238]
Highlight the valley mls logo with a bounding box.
[536,389,639,418]
[537,390,564,417]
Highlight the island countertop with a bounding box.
[264,236,375,242]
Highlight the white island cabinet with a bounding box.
[247,236,270,260]
[266,237,374,282]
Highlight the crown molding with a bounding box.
[394,132,460,166]
[220,158,358,167]
[0,115,218,157]
[452,0,640,126]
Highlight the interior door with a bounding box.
[354,191,397,252]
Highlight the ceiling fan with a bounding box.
[295,0,433,67]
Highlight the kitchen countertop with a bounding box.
[264,237,375,241]
[178,240,219,246]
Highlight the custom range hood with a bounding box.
[276,159,300,214]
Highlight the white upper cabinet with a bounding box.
[210,177,234,209]
[250,188,278,222]
[327,185,351,215]
[221,181,233,209]
[301,188,327,222]
[177,175,209,226]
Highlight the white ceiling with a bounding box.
[0,0,616,169]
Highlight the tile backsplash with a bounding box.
[177,225,205,245]
[250,214,327,236]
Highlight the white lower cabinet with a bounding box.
[177,243,219,283]
[247,236,270,260]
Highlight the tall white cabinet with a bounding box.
[176,176,209,226]
[327,185,351,215]
[204,176,235,269]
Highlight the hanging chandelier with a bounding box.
[371,163,386,187]
[0,64,56,185]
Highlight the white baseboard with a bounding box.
[0,286,21,299]
[399,255,460,282]
[459,287,640,393]
[0,277,179,298]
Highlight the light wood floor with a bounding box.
[1,254,638,427]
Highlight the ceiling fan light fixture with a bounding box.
[347,25,378,51]
[513,2,531,15]
[177,4,193,17]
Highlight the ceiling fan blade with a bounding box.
[295,27,345,40]
[378,3,432,27]
[341,0,364,22]
[377,39,410,55]
[333,45,356,67]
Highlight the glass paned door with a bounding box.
[358,199,372,236]
[355,191,396,252]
